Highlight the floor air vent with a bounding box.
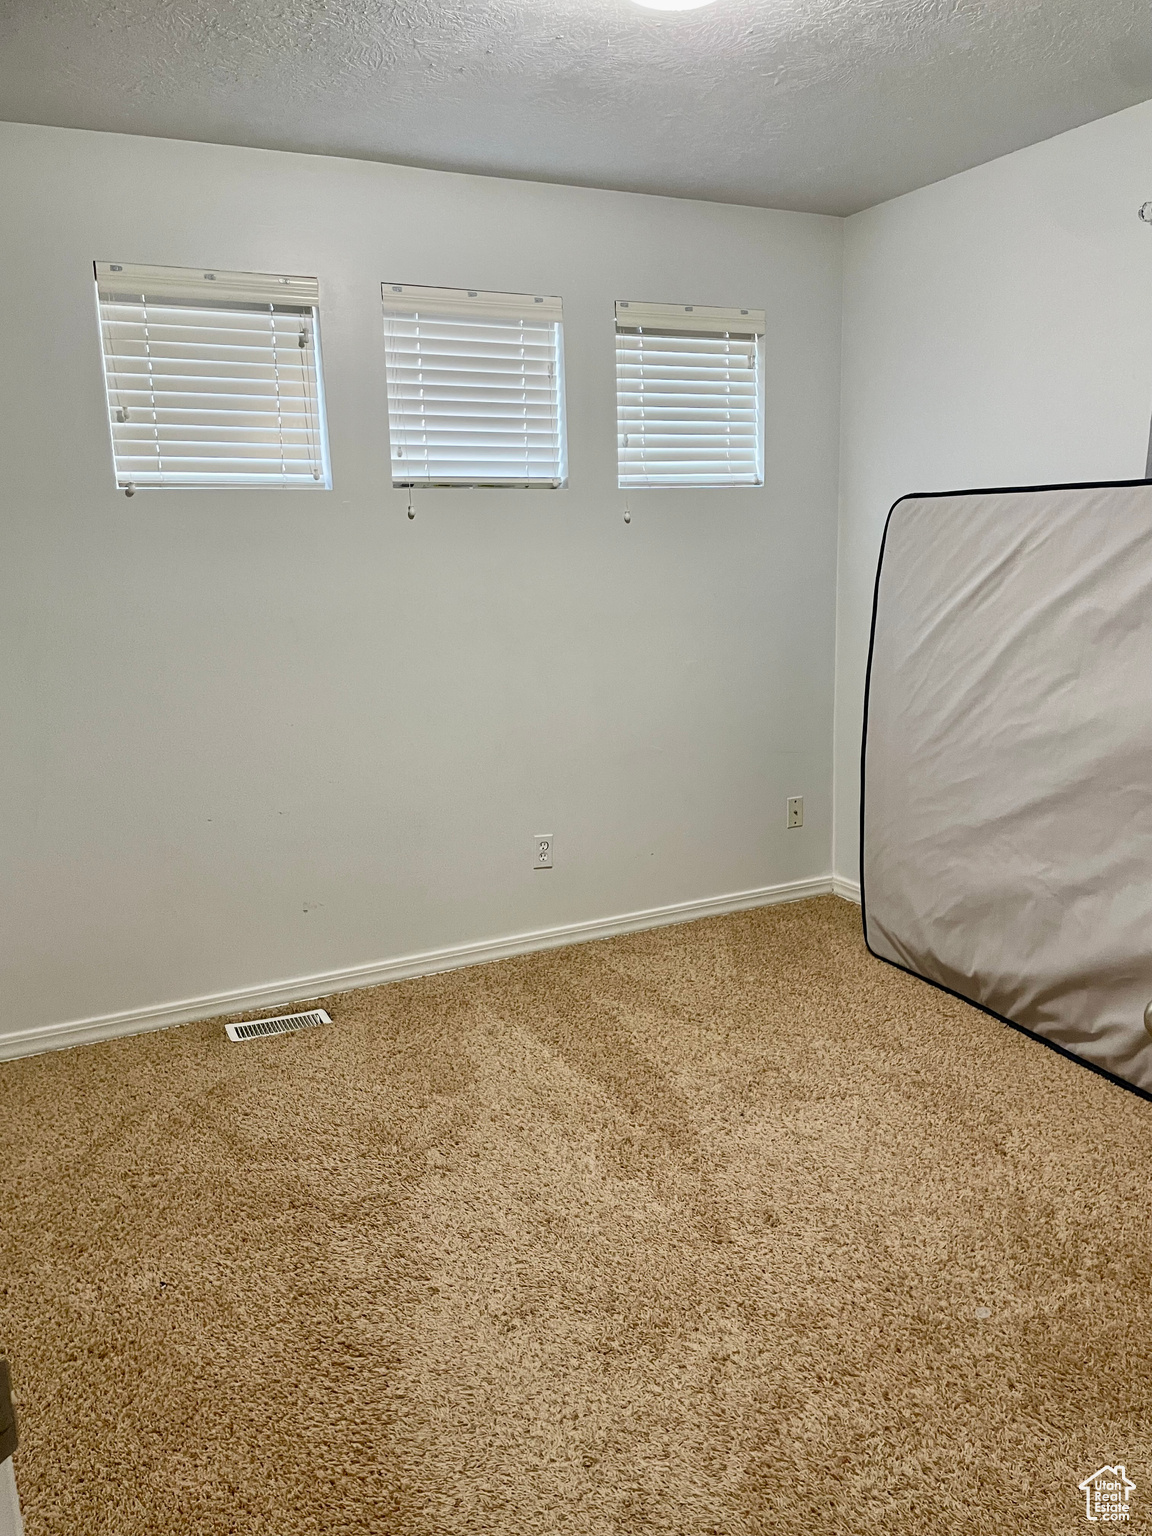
[226,1009,331,1043]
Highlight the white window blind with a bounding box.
[382,284,567,488]
[615,300,765,489]
[94,262,330,490]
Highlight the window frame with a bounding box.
[615,300,766,491]
[93,261,332,493]
[381,283,568,491]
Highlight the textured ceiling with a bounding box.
[1,0,1149,215]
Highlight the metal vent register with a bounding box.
[225,1009,331,1043]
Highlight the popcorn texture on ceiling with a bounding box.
[0,0,1149,214]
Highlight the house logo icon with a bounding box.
[1078,1465,1135,1522]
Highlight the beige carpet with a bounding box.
[2,895,1151,1535]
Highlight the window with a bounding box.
[382,284,566,488]
[94,262,330,490]
[615,301,765,489]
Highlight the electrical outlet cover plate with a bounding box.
[787,796,804,829]
[534,834,553,869]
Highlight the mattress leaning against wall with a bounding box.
[860,479,1152,1097]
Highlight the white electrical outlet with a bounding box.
[787,796,804,829]
[534,834,554,869]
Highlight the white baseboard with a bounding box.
[0,1460,23,1536]
[0,875,837,1063]
[832,875,861,903]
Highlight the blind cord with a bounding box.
[142,293,159,491]
[98,296,135,496]
[300,314,322,482]
[269,304,287,480]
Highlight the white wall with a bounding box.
[834,99,1152,885]
[0,122,843,1050]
